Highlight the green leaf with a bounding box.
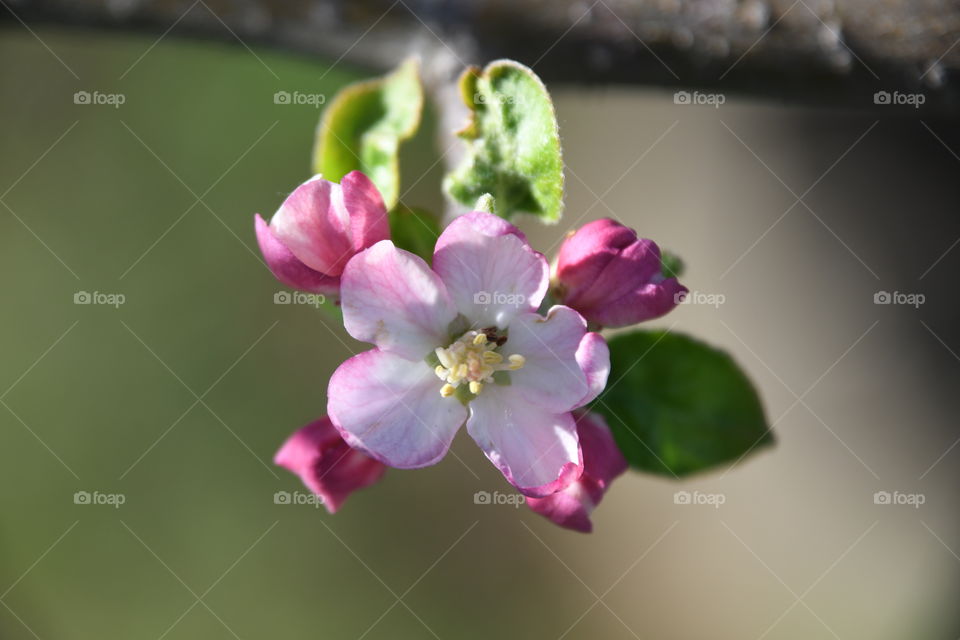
[443,60,564,223]
[388,205,440,262]
[593,330,773,477]
[315,295,343,322]
[312,58,423,209]
[660,250,685,279]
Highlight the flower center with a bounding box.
[434,329,525,397]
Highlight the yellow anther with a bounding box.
[436,348,453,369]
[508,354,526,370]
[482,351,503,364]
[472,333,488,346]
[435,365,447,379]
[469,381,483,395]
[440,384,456,398]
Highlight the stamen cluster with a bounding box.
[434,330,525,397]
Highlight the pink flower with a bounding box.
[526,411,628,533]
[254,171,390,295]
[274,416,387,513]
[554,218,686,328]
[327,212,610,497]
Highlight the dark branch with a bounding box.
[4,0,960,111]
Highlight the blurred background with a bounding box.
[1,23,959,640]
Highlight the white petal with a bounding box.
[505,307,590,413]
[433,212,548,328]
[467,385,581,497]
[341,241,457,360]
[328,349,467,469]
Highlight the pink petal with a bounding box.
[327,348,467,469]
[467,385,582,497]
[445,210,531,242]
[269,176,354,275]
[339,170,390,252]
[501,306,590,413]
[525,412,627,533]
[526,480,600,533]
[433,212,548,328]
[254,214,341,295]
[341,241,458,361]
[577,411,628,484]
[274,416,386,513]
[590,278,687,328]
[575,331,610,406]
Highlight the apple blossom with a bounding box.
[327,212,610,497]
[254,171,390,295]
[554,218,686,328]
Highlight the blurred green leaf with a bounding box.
[316,294,344,321]
[660,250,685,278]
[312,58,423,209]
[389,204,440,262]
[593,330,773,477]
[443,60,564,223]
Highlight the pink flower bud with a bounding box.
[526,411,627,533]
[555,219,686,328]
[274,416,386,513]
[254,171,389,295]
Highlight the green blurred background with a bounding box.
[2,26,959,640]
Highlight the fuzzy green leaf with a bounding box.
[443,60,564,223]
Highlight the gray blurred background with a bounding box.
[1,25,959,640]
